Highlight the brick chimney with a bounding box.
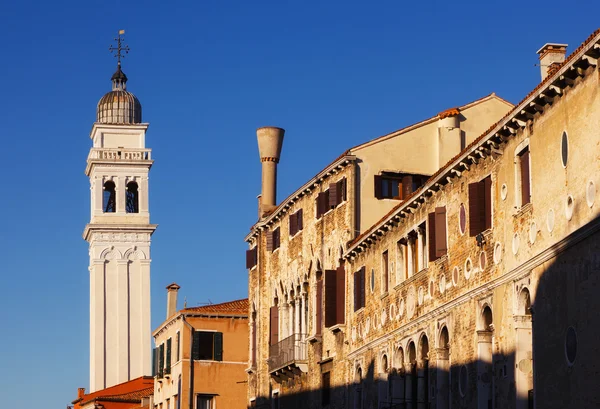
[537,43,568,80]
[256,127,285,217]
[166,283,180,319]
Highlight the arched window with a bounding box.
[519,288,532,316]
[482,306,494,331]
[126,181,139,213]
[103,181,116,213]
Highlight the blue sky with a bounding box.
[0,0,597,407]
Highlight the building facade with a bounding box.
[152,285,249,409]
[245,30,600,409]
[84,57,156,391]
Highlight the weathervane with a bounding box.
[109,30,130,66]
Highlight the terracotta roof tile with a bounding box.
[101,387,154,402]
[183,298,248,315]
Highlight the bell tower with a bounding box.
[84,31,156,392]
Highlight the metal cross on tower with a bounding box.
[109,30,130,66]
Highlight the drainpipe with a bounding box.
[182,315,195,409]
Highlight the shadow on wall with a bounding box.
[249,216,600,409]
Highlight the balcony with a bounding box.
[268,333,308,379]
[88,148,152,161]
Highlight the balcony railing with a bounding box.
[88,148,152,161]
[268,333,307,372]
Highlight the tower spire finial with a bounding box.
[108,30,130,91]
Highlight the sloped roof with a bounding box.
[73,377,154,408]
[183,298,249,316]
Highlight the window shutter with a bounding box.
[166,338,172,374]
[329,183,338,208]
[246,248,256,269]
[354,271,360,312]
[402,175,413,199]
[336,264,345,324]
[270,306,279,345]
[297,209,303,231]
[152,347,157,376]
[158,343,165,377]
[360,267,366,309]
[520,149,531,205]
[192,330,201,361]
[325,270,337,327]
[374,175,383,199]
[338,178,347,203]
[213,332,223,361]
[468,182,483,236]
[484,176,492,230]
[435,207,447,257]
[275,227,280,249]
[428,212,437,261]
[290,212,298,236]
[266,231,274,252]
[316,280,323,335]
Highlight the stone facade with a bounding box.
[245,29,600,409]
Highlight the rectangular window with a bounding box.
[317,178,347,218]
[176,332,180,362]
[270,306,279,345]
[469,175,492,236]
[289,209,304,236]
[152,347,158,377]
[196,395,213,409]
[428,207,447,261]
[158,343,165,378]
[354,267,366,312]
[397,239,407,283]
[191,331,223,361]
[315,279,323,335]
[322,372,331,406]
[246,247,258,269]
[382,251,389,293]
[266,227,281,252]
[324,266,345,327]
[374,174,425,200]
[165,338,172,374]
[519,147,531,206]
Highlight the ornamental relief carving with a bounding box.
[92,232,150,243]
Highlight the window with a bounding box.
[191,331,223,361]
[270,305,279,345]
[354,267,366,312]
[165,337,172,374]
[322,372,331,406]
[156,343,165,377]
[126,181,139,213]
[246,247,258,269]
[315,280,323,335]
[266,227,280,252]
[324,266,345,327]
[317,178,347,218]
[407,233,417,277]
[517,146,531,206]
[469,176,492,236]
[103,181,116,212]
[374,173,426,200]
[176,332,180,362]
[166,399,170,409]
[428,207,447,261]
[196,395,214,409]
[289,209,304,236]
[382,251,389,293]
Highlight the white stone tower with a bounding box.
[84,33,156,392]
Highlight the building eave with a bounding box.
[83,223,158,241]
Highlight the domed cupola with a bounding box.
[96,63,142,124]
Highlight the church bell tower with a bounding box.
[84,32,156,392]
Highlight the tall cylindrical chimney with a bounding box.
[537,43,568,81]
[166,283,180,319]
[257,126,285,216]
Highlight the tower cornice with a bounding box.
[83,223,158,242]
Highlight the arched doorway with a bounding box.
[418,335,429,409]
[407,341,417,409]
[391,347,405,404]
[437,327,450,409]
[478,306,494,409]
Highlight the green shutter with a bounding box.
[166,338,172,374]
[152,347,157,377]
[214,332,223,361]
[192,330,201,361]
[158,343,165,378]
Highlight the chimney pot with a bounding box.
[166,283,180,319]
[537,43,568,81]
[256,127,285,217]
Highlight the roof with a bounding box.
[346,28,600,254]
[100,387,154,402]
[183,298,249,315]
[73,377,154,408]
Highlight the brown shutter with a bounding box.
[317,192,327,217]
[468,182,483,236]
[251,319,257,366]
[336,264,345,324]
[269,306,279,345]
[374,175,383,199]
[246,248,256,269]
[338,178,347,202]
[382,251,389,293]
[325,270,337,327]
[428,212,437,261]
[297,209,303,231]
[354,271,360,312]
[274,227,280,249]
[316,279,323,335]
[290,212,298,236]
[520,149,531,205]
[402,175,413,199]
[484,176,492,230]
[329,183,338,208]
[266,231,274,252]
[435,207,447,257]
[360,267,366,309]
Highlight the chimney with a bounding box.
[537,43,568,80]
[166,283,180,319]
[77,388,86,399]
[256,126,285,217]
[437,107,462,168]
